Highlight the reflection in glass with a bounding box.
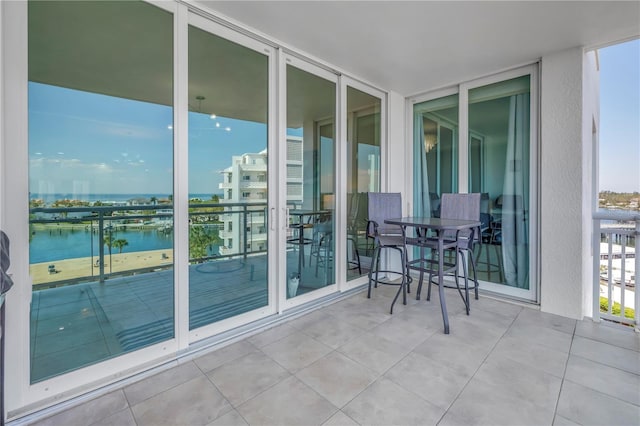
[286,65,336,298]
[469,75,531,289]
[413,94,459,218]
[346,87,381,281]
[188,25,269,328]
[27,0,174,382]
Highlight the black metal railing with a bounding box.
[30,202,268,288]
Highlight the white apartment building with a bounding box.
[218,136,303,256]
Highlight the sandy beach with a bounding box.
[30,249,173,285]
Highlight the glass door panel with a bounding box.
[469,75,531,291]
[27,0,174,382]
[346,86,381,281]
[413,94,459,218]
[285,64,336,298]
[187,24,269,329]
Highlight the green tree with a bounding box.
[103,233,113,273]
[103,234,112,251]
[112,238,129,254]
[189,226,221,261]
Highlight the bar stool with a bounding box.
[366,192,412,314]
[419,193,481,315]
[474,213,504,282]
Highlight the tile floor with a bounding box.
[26,284,640,426]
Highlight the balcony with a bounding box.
[593,210,639,328]
[238,164,267,172]
[29,201,361,384]
[28,283,640,425]
[240,181,267,190]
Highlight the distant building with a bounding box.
[218,136,303,256]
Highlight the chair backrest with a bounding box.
[480,192,490,214]
[367,192,402,236]
[440,193,481,240]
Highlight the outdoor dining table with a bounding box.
[384,217,481,334]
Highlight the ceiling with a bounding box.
[28,1,639,126]
[197,1,640,95]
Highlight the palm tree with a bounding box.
[104,234,113,273]
[112,239,129,254]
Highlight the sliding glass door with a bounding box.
[413,68,537,301]
[27,0,174,382]
[14,0,387,393]
[283,59,337,301]
[468,74,534,297]
[345,84,383,283]
[187,15,271,331]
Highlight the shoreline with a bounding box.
[30,249,174,285]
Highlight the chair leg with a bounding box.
[468,250,479,300]
[459,251,470,315]
[367,245,380,299]
[354,240,362,274]
[402,243,411,294]
[496,245,505,282]
[348,237,362,275]
[426,248,436,302]
[389,247,405,315]
[374,246,382,289]
[416,245,425,300]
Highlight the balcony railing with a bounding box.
[592,210,639,329]
[30,202,267,289]
[240,181,267,189]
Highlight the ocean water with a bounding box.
[29,193,224,264]
[30,227,173,264]
[30,193,219,204]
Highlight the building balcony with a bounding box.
[219,182,233,189]
[240,181,267,189]
[247,232,267,242]
[238,164,267,172]
[218,229,233,239]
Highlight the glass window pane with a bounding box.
[286,65,336,298]
[346,86,381,281]
[28,0,174,382]
[188,25,269,329]
[413,94,459,218]
[469,75,531,289]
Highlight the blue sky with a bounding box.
[29,82,265,196]
[598,38,640,193]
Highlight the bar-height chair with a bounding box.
[475,212,504,281]
[367,192,412,314]
[420,193,481,314]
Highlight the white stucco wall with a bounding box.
[384,91,407,273]
[539,47,587,319]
